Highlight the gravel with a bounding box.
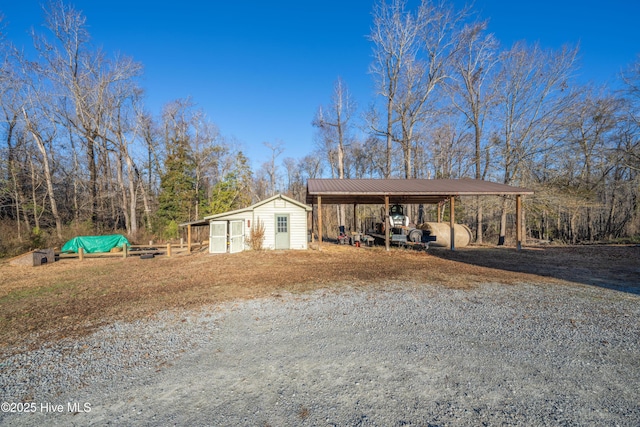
[1,281,639,426]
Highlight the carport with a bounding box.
[305,179,534,251]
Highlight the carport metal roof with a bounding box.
[306,178,534,252]
[306,178,534,205]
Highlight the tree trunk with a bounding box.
[5,117,25,240]
[30,131,63,239]
[87,135,98,227]
[403,139,412,179]
[498,198,508,246]
[385,91,393,179]
[29,159,40,230]
[139,180,153,232]
[476,198,483,244]
[115,152,131,234]
[475,126,483,244]
[70,136,81,222]
[9,154,28,241]
[125,154,138,237]
[587,206,594,242]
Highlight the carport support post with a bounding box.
[353,203,358,233]
[187,224,192,253]
[318,195,323,251]
[385,196,390,251]
[449,196,456,251]
[516,194,522,251]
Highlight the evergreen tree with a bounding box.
[202,151,253,215]
[157,137,197,230]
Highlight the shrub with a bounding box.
[247,219,266,251]
[30,227,46,248]
[163,220,179,240]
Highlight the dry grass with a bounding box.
[1,244,638,354]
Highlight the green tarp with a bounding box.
[61,234,131,254]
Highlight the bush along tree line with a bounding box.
[1,1,639,257]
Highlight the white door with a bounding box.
[275,214,290,249]
[229,220,244,253]
[210,221,227,253]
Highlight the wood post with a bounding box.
[450,196,456,251]
[353,203,358,233]
[385,196,390,251]
[516,194,522,251]
[167,243,172,257]
[123,243,128,259]
[78,247,84,261]
[317,196,322,251]
[187,224,192,253]
[437,202,443,223]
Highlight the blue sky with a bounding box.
[2,1,639,169]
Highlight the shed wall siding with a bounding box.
[254,199,308,250]
[208,196,309,252]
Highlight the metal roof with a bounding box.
[204,193,311,221]
[179,194,311,227]
[306,179,534,205]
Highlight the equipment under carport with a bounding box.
[417,222,473,248]
[365,204,437,249]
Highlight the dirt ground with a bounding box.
[1,244,638,355]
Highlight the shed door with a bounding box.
[229,220,244,253]
[275,214,290,250]
[210,221,227,253]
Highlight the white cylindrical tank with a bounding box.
[417,222,473,248]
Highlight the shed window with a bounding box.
[277,216,288,233]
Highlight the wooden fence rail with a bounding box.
[56,242,208,260]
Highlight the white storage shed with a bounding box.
[204,194,312,253]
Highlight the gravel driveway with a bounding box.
[2,281,639,426]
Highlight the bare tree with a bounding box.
[427,118,472,179]
[20,98,63,239]
[620,57,640,172]
[138,112,160,231]
[33,2,142,229]
[492,41,578,244]
[313,78,356,226]
[0,42,29,240]
[262,141,284,196]
[369,0,468,179]
[299,153,324,181]
[448,20,499,243]
[105,78,144,236]
[395,0,468,179]
[33,2,98,225]
[188,106,226,218]
[369,0,420,178]
[313,78,355,180]
[558,87,621,242]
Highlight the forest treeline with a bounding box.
[1,0,639,256]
